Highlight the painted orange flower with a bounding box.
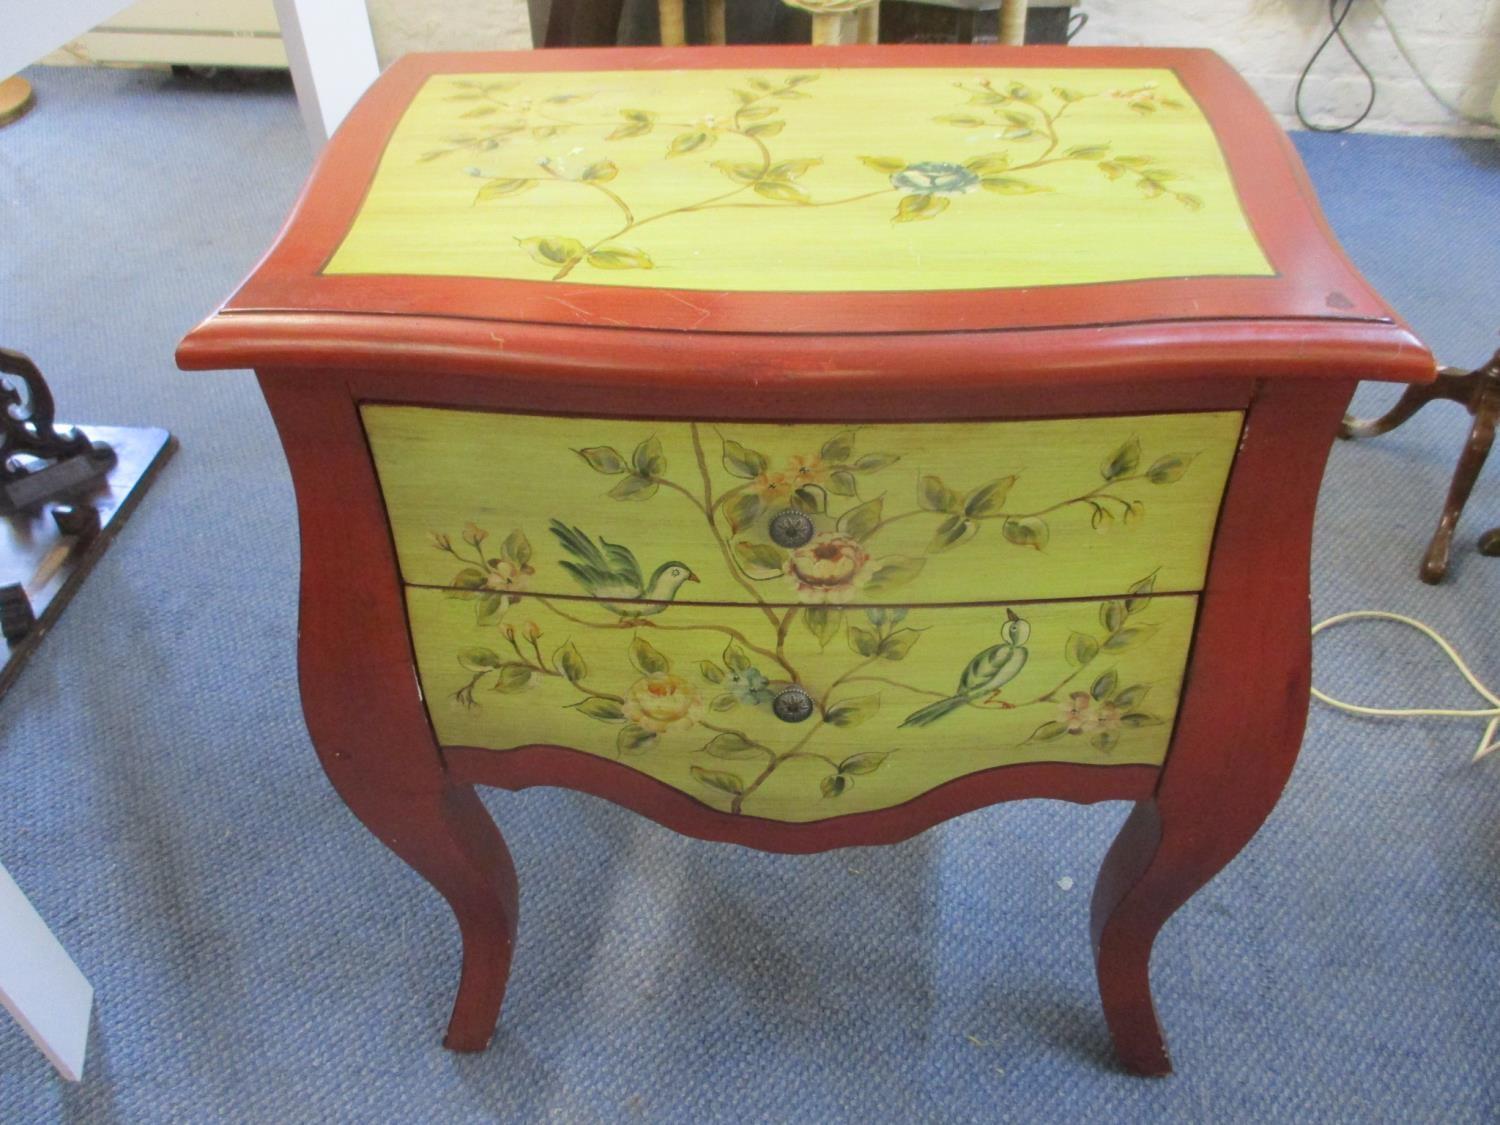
[785,454,829,489]
[623,673,704,734]
[751,470,795,501]
[785,532,870,604]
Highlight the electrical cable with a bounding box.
[1295,0,1378,133]
[1311,611,1500,762]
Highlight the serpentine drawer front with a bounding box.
[177,44,1435,1077]
[363,406,1243,605]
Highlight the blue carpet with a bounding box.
[1,64,1498,1123]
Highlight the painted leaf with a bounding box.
[981,177,1047,195]
[769,158,821,180]
[745,120,785,138]
[609,474,658,501]
[1066,144,1111,159]
[964,153,1011,174]
[1007,82,1037,101]
[920,475,962,514]
[502,529,532,567]
[704,732,763,760]
[1114,684,1151,709]
[725,489,763,532]
[555,641,587,683]
[492,662,534,696]
[617,723,657,754]
[894,193,949,223]
[879,629,921,662]
[474,594,506,623]
[518,236,585,266]
[839,751,889,776]
[785,74,819,87]
[1097,160,1127,181]
[1093,730,1120,753]
[576,446,627,474]
[713,160,764,184]
[1102,437,1142,480]
[1125,573,1157,614]
[863,556,924,592]
[458,646,503,671]
[699,660,726,684]
[1053,87,1085,102]
[803,606,843,648]
[1065,631,1101,667]
[629,635,670,675]
[691,766,745,796]
[821,430,855,462]
[574,696,625,722]
[854,452,899,473]
[1000,126,1034,141]
[630,436,664,477]
[1032,720,1069,742]
[446,567,487,597]
[722,438,769,478]
[588,245,654,270]
[711,693,739,712]
[669,130,716,156]
[826,693,880,728]
[1148,454,1195,484]
[1091,669,1118,701]
[1001,517,1049,551]
[792,485,828,513]
[825,471,858,497]
[739,105,778,121]
[477,178,535,202]
[460,105,498,119]
[1103,625,1158,651]
[543,93,588,104]
[1175,192,1204,211]
[723,641,751,673]
[734,540,788,577]
[1121,712,1163,728]
[927,515,975,554]
[581,160,618,182]
[859,155,907,173]
[1001,110,1033,126]
[963,476,1018,518]
[838,497,883,541]
[753,180,810,204]
[1100,600,1127,633]
[847,625,880,658]
[607,109,657,140]
[821,774,849,798]
[935,113,987,127]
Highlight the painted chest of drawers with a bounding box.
[178,44,1433,1075]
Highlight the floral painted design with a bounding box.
[415,71,1203,277]
[432,423,1189,813]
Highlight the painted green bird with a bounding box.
[899,609,1031,728]
[548,519,699,619]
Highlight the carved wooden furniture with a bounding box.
[1339,348,1500,583]
[176,45,1433,1076]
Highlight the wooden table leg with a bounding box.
[706,0,728,44]
[1421,394,1497,583]
[659,0,688,46]
[1091,379,1353,1075]
[259,371,520,1051]
[856,3,880,44]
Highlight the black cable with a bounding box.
[1294,0,1378,133]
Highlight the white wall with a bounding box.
[364,0,531,65]
[1075,0,1500,136]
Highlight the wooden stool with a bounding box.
[1339,348,1500,583]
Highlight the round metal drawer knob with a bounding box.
[772,686,816,724]
[768,509,815,548]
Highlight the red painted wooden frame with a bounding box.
[180,44,1428,384]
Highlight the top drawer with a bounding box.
[362,405,1241,607]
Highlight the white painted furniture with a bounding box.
[0,860,93,1082]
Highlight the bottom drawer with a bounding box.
[407,589,1195,823]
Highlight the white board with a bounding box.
[0,860,93,1082]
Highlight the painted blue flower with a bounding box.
[890,162,980,197]
[726,666,775,706]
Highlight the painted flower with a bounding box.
[726,666,775,706]
[785,453,829,488]
[483,559,529,597]
[890,162,980,197]
[785,532,870,603]
[751,470,796,501]
[1060,691,1094,734]
[623,673,704,734]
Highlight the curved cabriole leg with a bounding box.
[1336,372,1460,440]
[1420,401,1496,584]
[1091,379,1354,1075]
[259,371,518,1050]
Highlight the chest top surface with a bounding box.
[179,44,1431,385]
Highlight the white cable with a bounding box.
[1311,611,1500,762]
[1366,0,1499,129]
